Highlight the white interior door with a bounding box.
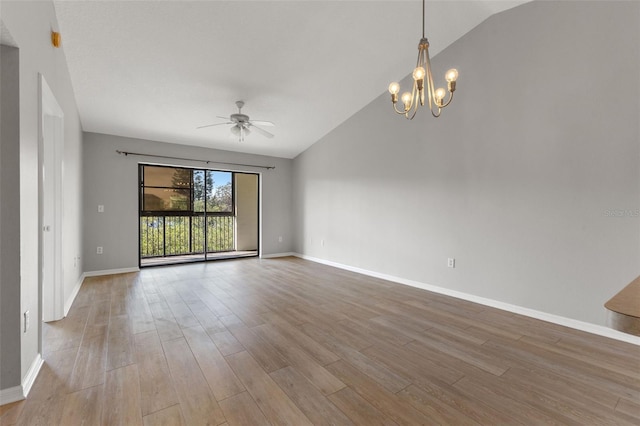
[40,75,64,322]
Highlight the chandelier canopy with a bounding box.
[388,0,459,119]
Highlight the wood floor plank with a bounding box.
[520,335,640,380]
[226,351,313,426]
[484,337,640,402]
[452,376,558,424]
[218,391,270,426]
[15,396,65,426]
[162,337,226,425]
[209,330,244,356]
[28,347,78,401]
[129,299,156,335]
[361,341,464,385]
[556,335,640,371]
[134,330,180,416]
[229,325,289,373]
[270,366,354,426]
[106,315,135,371]
[142,405,186,426]
[407,328,509,376]
[338,318,413,347]
[69,324,108,391]
[188,301,228,335]
[616,398,640,420]
[295,322,410,393]
[501,366,640,424]
[182,325,245,401]
[59,385,103,426]
[503,365,621,410]
[388,360,515,426]
[44,305,91,354]
[167,300,200,329]
[397,384,480,426]
[262,311,341,366]
[253,323,345,395]
[86,300,111,328]
[0,400,24,425]
[102,364,143,426]
[325,359,432,426]
[327,387,399,426]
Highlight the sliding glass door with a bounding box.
[139,164,258,266]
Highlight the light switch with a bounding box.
[98,205,104,213]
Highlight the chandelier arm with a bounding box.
[424,52,437,106]
[440,91,455,109]
[393,104,407,115]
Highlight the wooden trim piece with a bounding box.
[605,276,640,317]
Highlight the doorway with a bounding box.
[39,75,65,322]
[138,164,259,266]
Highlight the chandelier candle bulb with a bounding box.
[445,68,459,82]
[401,92,412,110]
[388,82,400,104]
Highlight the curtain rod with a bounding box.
[115,150,275,170]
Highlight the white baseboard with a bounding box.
[261,252,296,259]
[64,273,85,316]
[0,385,23,406]
[84,267,140,277]
[294,253,640,346]
[0,352,45,405]
[22,353,43,399]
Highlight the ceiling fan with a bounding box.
[197,100,275,142]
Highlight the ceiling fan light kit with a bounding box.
[388,0,459,120]
[197,100,275,142]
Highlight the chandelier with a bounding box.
[388,0,459,119]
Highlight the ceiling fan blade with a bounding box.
[251,120,275,127]
[216,116,230,120]
[196,121,232,129]
[250,124,274,138]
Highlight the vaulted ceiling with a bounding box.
[54,1,526,158]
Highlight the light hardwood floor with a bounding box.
[2,257,639,425]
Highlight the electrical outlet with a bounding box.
[98,204,104,213]
[447,258,455,268]
[278,236,283,243]
[97,246,103,255]
[24,310,29,333]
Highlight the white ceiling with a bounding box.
[53,0,526,159]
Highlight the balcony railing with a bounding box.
[140,215,234,258]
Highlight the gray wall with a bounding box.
[1,44,22,390]
[292,0,640,326]
[83,132,293,272]
[0,0,84,392]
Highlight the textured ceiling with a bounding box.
[53,1,526,159]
